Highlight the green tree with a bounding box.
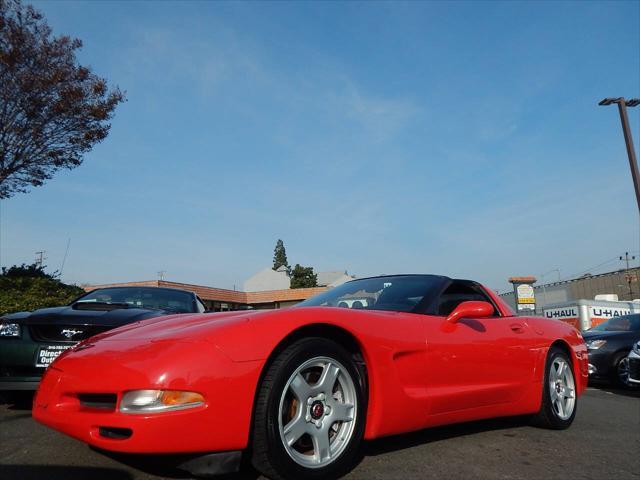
[0,0,125,198]
[272,239,289,271]
[0,263,84,314]
[289,264,318,289]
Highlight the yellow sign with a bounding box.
[518,298,536,304]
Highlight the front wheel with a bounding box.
[531,346,577,429]
[251,337,366,480]
[612,353,633,388]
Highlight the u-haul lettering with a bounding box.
[588,306,632,328]
[590,307,631,318]
[544,307,578,319]
[543,307,579,329]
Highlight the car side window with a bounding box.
[436,282,498,317]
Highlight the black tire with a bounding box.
[531,346,577,430]
[251,337,366,480]
[611,352,631,388]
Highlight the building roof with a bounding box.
[316,271,355,287]
[243,267,290,292]
[84,280,326,305]
[508,276,537,284]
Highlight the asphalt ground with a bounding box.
[1,386,638,480]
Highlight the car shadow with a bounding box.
[363,415,531,456]
[0,391,35,410]
[212,416,532,479]
[94,449,261,480]
[589,383,640,398]
[0,465,134,480]
[91,449,193,479]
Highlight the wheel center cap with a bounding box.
[310,401,324,420]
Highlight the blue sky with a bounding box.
[1,0,638,293]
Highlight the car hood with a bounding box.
[582,329,636,341]
[1,305,167,327]
[89,309,261,343]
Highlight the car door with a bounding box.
[422,281,537,415]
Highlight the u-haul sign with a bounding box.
[589,306,631,326]
[544,307,580,329]
[543,301,636,331]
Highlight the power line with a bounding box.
[565,254,638,281]
[565,257,618,280]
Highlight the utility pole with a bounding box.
[599,98,640,213]
[620,252,637,297]
[35,251,46,268]
[620,252,636,270]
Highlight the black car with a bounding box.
[0,286,206,391]
[583,313,640,387]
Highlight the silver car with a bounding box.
[627,341,640,385]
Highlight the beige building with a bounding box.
[243,268,355,292]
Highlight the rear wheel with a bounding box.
[531,346,577,429]
[251,337,366,480]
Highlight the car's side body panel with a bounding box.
[33,282,588,454]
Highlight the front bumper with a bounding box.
[628,350,640,384]
[586,349,614,380]
[0,332,76,390]
[0,380,40,390]
[32,339,263,454]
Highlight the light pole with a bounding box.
[599,97,640,213]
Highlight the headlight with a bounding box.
[633,341,640,355]
[0,322,20,337]
[119,389,205,414]
[586,339,607,350]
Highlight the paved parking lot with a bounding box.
[1,387,638,480]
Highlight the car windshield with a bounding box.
[589,314,640,332]
[298,275,443,313]
[76,287,195,313]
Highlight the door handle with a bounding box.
[510,323,525,333]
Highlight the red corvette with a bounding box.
[33,275,588,479]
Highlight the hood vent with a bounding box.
[72,302,131,311]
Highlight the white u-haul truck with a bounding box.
[542,296,640,331]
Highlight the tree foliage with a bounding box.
[0,0,125,198]
[0,263,84,314]
[289,264,318,289]
[272,239,289,272]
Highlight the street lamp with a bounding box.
[599,97,640,213]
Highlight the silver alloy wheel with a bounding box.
[618,357,631,386]
[278,356,357,469]
[549,357,576,420]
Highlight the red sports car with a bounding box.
[33,275,588,479]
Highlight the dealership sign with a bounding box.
[509,277,537,315]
